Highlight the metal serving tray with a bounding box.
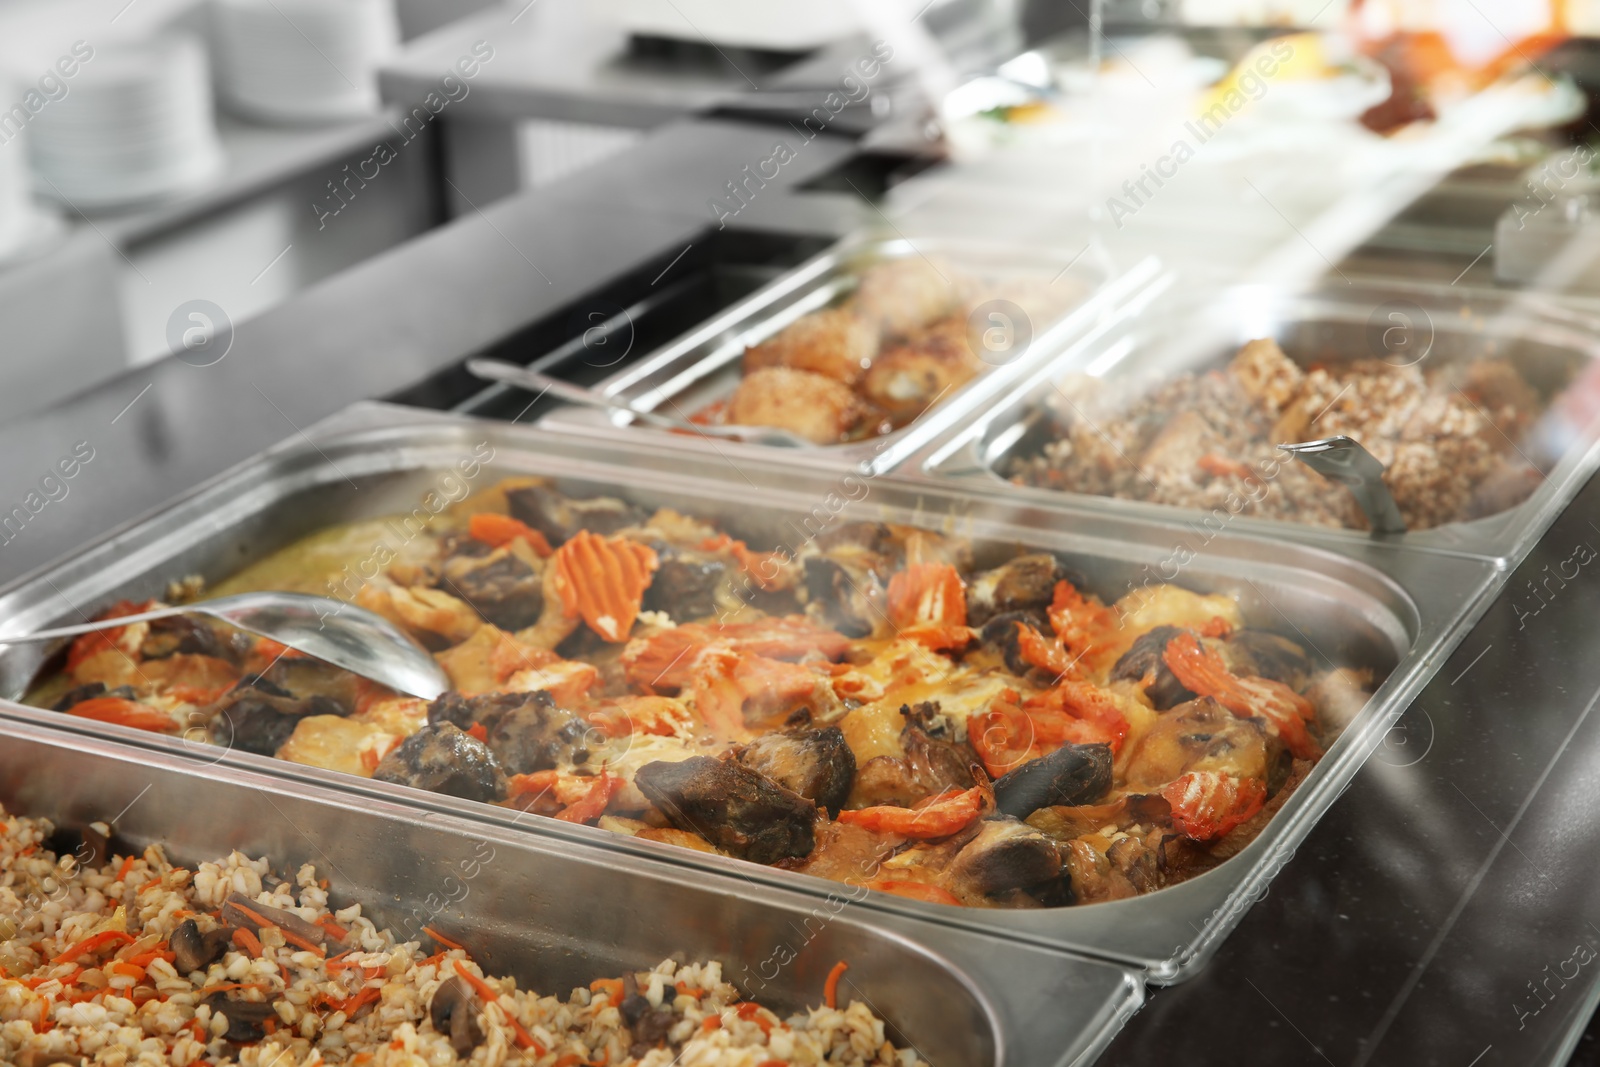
[0,403,1498,985]
[918,274,1600,564]
[0,716,1141,1066]
[537,233,1161,475]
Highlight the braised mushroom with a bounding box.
[737,725,856,815]
[429,974,485,1055]
[992,743,1113,818]
[171,918,234,974]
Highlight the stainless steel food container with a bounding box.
[0,715,1141,1066]
[537,233,1161,475]
[917,274,1600,563]
[0,403,1499,985]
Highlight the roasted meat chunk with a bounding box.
[372,722,508,802]
[1223,629,1311,690]
[634,755,816,863]
[428,689,589,775]
[1122,696,1290,795]
[992,743,1113,818]
[737,725,856,815]
[506,485,646,546]
[966,553,1071,627]
[207,676,344,757]
[725,367,864,445]
[643,549,728,622]
[944,817,1063,899]
[1110,626,1197,709]
[439,547,543,631]
[742,307,879,386]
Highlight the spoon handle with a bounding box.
[465,359,685,430]
[0,605,188,644]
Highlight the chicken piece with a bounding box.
[356,583,482,645]
[1120,696,1289,795]
[1229,337,1304,414]
[634,755,817,863]
[851,258,964,337]
[371,722,507,802]
[737,725,856,815]
[849,703,975,808]
[742,307,879,386]
[278,715,399,777]
[858,316,983,428]
[724,367,864,445]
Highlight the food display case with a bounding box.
[6,6,1600,1065]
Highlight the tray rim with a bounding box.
[0,400,1500,983]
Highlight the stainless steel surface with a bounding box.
[919,274,1600,563]
[0,715,1143,1067]
[0,402,1497,984]
[1279,436,1407,536]
[467,357,815,447]
[0,592,449,701]
[539,235,1158,475]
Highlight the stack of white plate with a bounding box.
[0,120,60,266]
[211,0,399,123]
[28,36,224,210]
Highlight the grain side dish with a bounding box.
[27,477,1378,909]
[0,807,918,1066]
[1009,337,1562,530]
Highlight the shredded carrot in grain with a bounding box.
[232,927,263,959]
[422,926,469,954]
[823,960,849,1009]
[116,855,137,882]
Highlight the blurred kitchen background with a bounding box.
[0,0,1594,425]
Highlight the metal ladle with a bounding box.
[466,358,816,449]
[3,592,449,700]
[1278,436,1407,536]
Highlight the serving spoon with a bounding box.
[466,358,816,449]
[2,592,449,700]
[1279,435,1408,536]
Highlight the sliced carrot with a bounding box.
[66,697,177,734]
[701,1014,722,1033]
[674,981,706,999]
[324,951,357,972]
[886,563,967,630]
[51,930,133,964]
[316,918,350,942]
[548,530,659,642]
[360,748,382,773]
[468,512,554,556]
[108,960,147,981]
[508,770,561,798]
[736,1001,775,1036]
[553,770,619,824]
[116,855,137,882]
[823,960,848,1009]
